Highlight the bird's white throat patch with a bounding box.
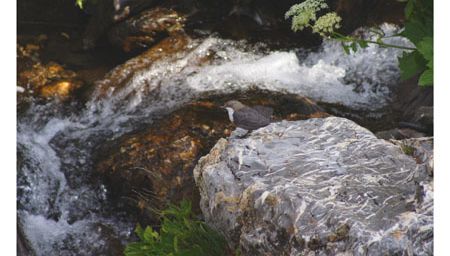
[225,107,234,122]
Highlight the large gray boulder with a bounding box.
[194,117,433,255]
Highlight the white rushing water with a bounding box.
[185,23,411,110]
[18,23,411,255]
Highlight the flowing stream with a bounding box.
[17,23,411,255]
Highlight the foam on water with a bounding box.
[18,105,135,255]
[186,24,411,109]
[18,24,411,255]
[96,23,410,111]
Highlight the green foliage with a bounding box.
[124,200,227,256]
[285,0,433,87]
[398,51,427,80]
[75,0,85,9]
[401,144,415,156]
[399,0,433,86]
[75,0,98,9]
[418,68,433,86]
[285,0,336,33]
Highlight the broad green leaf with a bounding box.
[398,51,426,80]
[416,36,433,62]
[401,19,429,45]
[418,68,433,86]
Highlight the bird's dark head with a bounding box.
[222,100,246,111]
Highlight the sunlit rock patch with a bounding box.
[18,62,83,100]
[17,38,85,108]
[194,117,433,255]
[93,32,191,99]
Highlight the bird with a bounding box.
[222,100,273,136]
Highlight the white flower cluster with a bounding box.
[285,0,328,32]
[312,12,342,37]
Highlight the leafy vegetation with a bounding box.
[75,0,97,9]
[75,0,85,9]
[285,0,433,86]
[124,200,228,256]
[401,144,415,156]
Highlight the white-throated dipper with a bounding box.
[222,100,273,134]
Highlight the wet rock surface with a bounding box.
[17,38,86,112]
[333,0,406,33]
[409,106,433,134]
[18,0,85,29]
[375,128,426,140]
[18,62,83,100]
[194,117,433,255]
[94,93,328,224]
[392,75,433,135]
[82,0,158,50]
[108,7,186,52]
[94,102,231,223]
[16,33,118,113]
[392,137,434,178]
[93,32,191,99]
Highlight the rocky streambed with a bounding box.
[17,3,432,255]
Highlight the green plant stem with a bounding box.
[361,40,416,50]
[332,32,416,51]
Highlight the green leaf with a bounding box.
[416,36,433,62]
[418,68,433,86]
[135,224,145,241]
[75,0,84,9]
[142,226,159,242]
[173,236,179,252]
[398,51,427,80]
[357,40,369,48]
[350,42,358,53]
[427,59,433,69]
[404,0,415,18]
[401,19,429,45]
[376,37,383,44]
[341,42,350,55]
[124,200,227,256]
